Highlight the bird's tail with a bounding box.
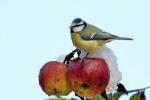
[114,36,133,40]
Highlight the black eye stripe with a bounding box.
[72,24,84,27]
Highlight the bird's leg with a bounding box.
[77,50,81,57]
[75,93,84,100]
[101,90,108,100]
[63,49,79,64]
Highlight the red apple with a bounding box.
[67,58,110,97]
[39,61,71,96]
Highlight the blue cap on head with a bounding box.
[72,18,82,23]
[70,18,87,32]
[71,18,87,27]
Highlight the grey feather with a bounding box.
[81,31,133,41]
[113,36,133,40]
[81,31,114,40]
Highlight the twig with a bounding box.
[126,86,150,94]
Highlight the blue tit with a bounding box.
[70,18,133,52]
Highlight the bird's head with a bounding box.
[70,18,87,33]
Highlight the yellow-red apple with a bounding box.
[67,58,110,97]
[39,61,71,96]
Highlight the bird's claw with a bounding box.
[63,49,79,64]
[63,52,74,64]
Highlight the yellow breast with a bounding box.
[71,33,103,52]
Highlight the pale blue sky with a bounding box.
[0,0,150,100]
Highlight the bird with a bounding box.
[64,18,133,100]
[70,18,133,52]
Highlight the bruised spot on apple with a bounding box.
[67,57,110,97]
[39,61,71,96]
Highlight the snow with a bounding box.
[81,45,122,91]
[56,45,122,92]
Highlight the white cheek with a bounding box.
[73,25,84,32]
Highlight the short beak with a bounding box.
[69,26,73,29]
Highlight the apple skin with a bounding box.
[67,58,110,97]
[39,61,71,96]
